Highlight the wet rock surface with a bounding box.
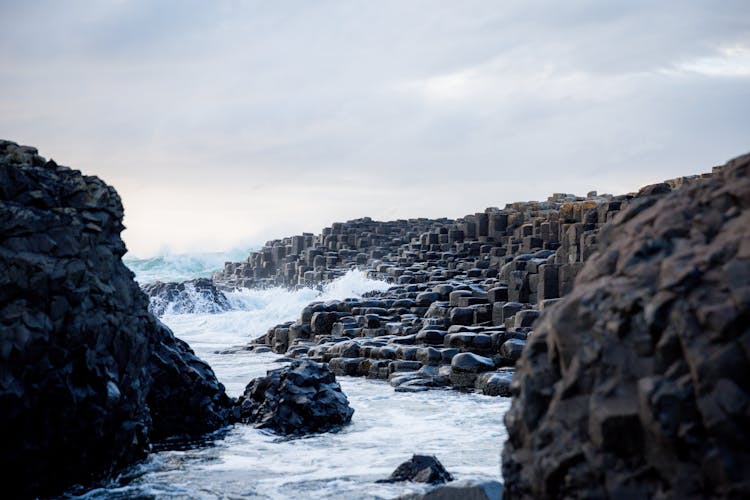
[0,141,233,498]
[378,454,454,484]
[142,277,231,316]
[236,360,354,435]
[398,479,503,500]
[502,153,750,499]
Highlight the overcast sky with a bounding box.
[1,1,749,256]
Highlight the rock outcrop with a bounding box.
[142,277,231,316]
[502,153,750,498]
[221,164,718,397]
[236,360,354,435]
[397,479,503,500]
[0,141,233,498]
[378,455,454,484]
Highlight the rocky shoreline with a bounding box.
[3,138,748,499]
[199,167,718,400]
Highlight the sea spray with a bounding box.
[159,270,393,378]
[125,248,255,284]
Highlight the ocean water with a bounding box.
[76,254,509,498]
[124,248,255,284]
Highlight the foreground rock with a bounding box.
[503,153,750,498]
[142,277,231,316]
[398,479,503,500]
[0,141,233,498]
[378,455,454,484]
[237,360,354,435]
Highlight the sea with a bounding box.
[72,251,509,499]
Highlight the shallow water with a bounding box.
[76,270,508,499]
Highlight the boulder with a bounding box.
[449,307,475,326]
[236,360,354,435]
[475,370,515,397]
[0,141,232,498]
[499,338,525,362]
[310,311,340,336]
[378,454,454,484]
[503,153,750,499]
[398,479,503,500]
[451,352,495,373]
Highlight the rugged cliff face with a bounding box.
[0,141,233,498]
[502,153,750,499]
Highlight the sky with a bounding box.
[1,1,749,257]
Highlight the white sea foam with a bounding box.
[160,270,391,351]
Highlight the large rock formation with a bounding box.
[0,141,233,498]
[502,153,750,498]
[219,163,719,398]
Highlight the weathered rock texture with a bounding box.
[0,141,233,498]
[502,153,750,499]
[142,277,231,316]
[378,455,454,484]
[398,479,503,500]
[237,360,354,435]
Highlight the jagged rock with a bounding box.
[147,322,234,441]
[503,153,750,499]
[0,141,232,498]
[236,360,354,435]
[141,278,231,316]
[377,454,454,484]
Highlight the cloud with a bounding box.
[0,1,748,255]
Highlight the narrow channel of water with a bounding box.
[78,271,508,499]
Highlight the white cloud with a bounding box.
[676,44,750,77]
[0,1,749,255]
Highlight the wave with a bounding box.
[124,248,255,284]
[160,270,392,346]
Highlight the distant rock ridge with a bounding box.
[213,168,714,292]
[502,152,750,498]
[0,140,233,498]
[232,159,720,401]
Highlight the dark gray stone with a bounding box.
[378,454,454,484]
[0,141,232,498]
[237,360,353,435]
[398,479,503,500]
[503,153,750,499]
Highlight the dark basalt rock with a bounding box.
[502,153,750,499]
[236,360,354,435]
[0,141,233,498]
[378,454,454,484]
[147,322,234,442]
[397,479,503,500]
[142,277,231,316]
